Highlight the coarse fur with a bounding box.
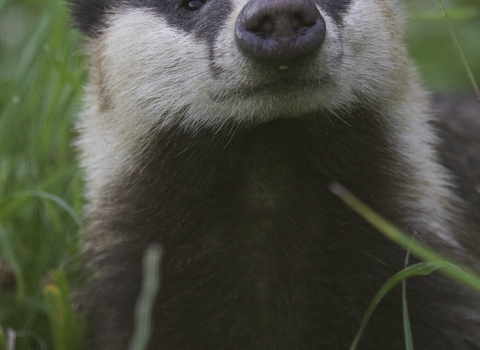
[71,0,480,349]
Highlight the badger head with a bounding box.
[71,0,424,205]
[71,0,410,130]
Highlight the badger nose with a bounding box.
[235,0,326,62]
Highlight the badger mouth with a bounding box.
[243,78,324,97]
[212,71,331,101]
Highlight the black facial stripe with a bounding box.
[69,0,112,36]
[157,0,234,43]
[316,0,352,24]
[70,0,350,37]
[70,0,233,40]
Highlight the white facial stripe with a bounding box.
[97,9,210,132]
[386,83,463,249]
[232,0,250,8]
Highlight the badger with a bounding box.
[70,0,480,348]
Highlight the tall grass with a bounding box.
[0,0,478,349]
[0,0,85,348]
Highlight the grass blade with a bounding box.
[403,240,415,350]
[43,270,84,350]
[349,262,444,350]
[129,244,163,350]
[0,224,25,301]
[436,0,480,102]
[330,182,480,293]
[7,190,82,229]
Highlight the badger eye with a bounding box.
[181,0,206,11]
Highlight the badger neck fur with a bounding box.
[72,0,480,349]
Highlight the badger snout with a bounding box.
[235,0,326,62]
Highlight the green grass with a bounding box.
[406,0,480,95]
[0,0,479,349]
[0,0,85,348]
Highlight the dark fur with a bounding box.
[84,106,480,349]
[436,94,480,228]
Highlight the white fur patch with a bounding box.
[385,80,464,250]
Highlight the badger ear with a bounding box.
[69,0,111,36]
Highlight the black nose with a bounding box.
[235,0,326,62]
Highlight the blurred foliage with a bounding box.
[405,0,480,94]
[0,0,85,349]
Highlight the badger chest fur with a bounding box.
[71,0,480,349]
